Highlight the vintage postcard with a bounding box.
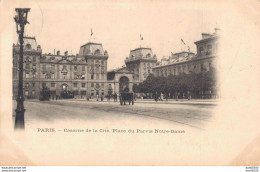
[0,0,260,166]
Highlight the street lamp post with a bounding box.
[14,8,30,130]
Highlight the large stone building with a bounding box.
[13,38,109,99]
[153,28,220,77]
[107,47,157,93]
[12,28,219,99]
[13,37,42,99]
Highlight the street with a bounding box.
[19,99,216,130]
[3,99,258,166]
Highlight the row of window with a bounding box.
[42,64,86,71]
[41,61,106,71]
[40,82,105,88]
[156,62,212,76]
[37,72,106,80]
[198,43,218,56]
[25,82,35,87]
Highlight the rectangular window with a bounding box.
[32,90,35,96]
[74,74,78,79]
[26,63,30,69]
[101,83,104,88]
[82,83,85,88]
[51,83,55,87]
[51,64,55,71]
[201,64,204,72]
[25,73,29,78]
[81,91,86,95]
[32,82,35,87]
[91,74,94,80]
[74,83,78,87]
[81,74,85,79]
[42,64,46,71]
[13,61,17,67]
[42,83,46,88]
[33,56,36,62]
[25,91,29,96]
[73,91,78,95]
[91,83,94,87]
[82,66,85,71]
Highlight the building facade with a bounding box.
[12,28,219,99]
[13,38,110,99]
[153,28,220,77]
[106,47,158,94]
[13,37,42,99]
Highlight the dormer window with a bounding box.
[206,44,212,55]
[26,44,31,49]
[94,49,101,55]
[146,53,151,58]
[199,47,204,56]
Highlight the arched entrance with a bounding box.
[119,76,130,93]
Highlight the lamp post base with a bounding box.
[14,109,25,130]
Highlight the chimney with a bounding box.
[54,49,55,55]
[57,50,60,56]
[202,33,211,39]
[215,27,221,35]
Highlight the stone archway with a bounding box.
[119,76,130,93]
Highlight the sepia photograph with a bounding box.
[0,0,260,168]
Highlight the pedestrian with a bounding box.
[101,95,104,101]
[160,93,163,101]
[97,94,99,101]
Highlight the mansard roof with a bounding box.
[23,37,38,50]
[129,47,154,59]
[79,42,107,57]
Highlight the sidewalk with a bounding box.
[35,98,219,105]
[134,98,218,105]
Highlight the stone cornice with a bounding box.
[125,58,157,64]
[194,36,219,45]
[13,51,42,56]
[84,55,108,60]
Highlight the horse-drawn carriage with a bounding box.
[39,86,51,101]
[119,87,134,105]
[60,90,74,99]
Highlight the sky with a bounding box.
[12,0,225,70]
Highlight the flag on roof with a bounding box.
[140,34,143,40]
[181,39,186,45]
